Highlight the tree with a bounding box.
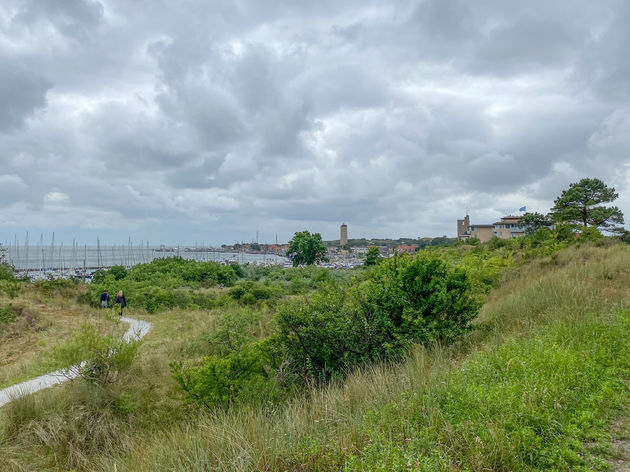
[519,212,553,234]
[551,178,624,231]
[286,231,328,266]
[0,245,14,281]
[364,246,381,266]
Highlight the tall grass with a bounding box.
[2,243,630,471]
[88,243,630,471]
[0,283,123,389]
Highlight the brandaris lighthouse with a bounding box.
[340,223,348,246]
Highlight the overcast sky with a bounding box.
[1,0,630,245]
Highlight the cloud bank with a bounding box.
[1,0,629,244]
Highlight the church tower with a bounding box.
[340,223,348,246]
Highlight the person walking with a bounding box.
[100,290,109,308]
[115,290,127,317]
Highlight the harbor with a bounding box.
[1,235,289,280]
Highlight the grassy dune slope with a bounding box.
[0,282,124,389]
[1,243,630,471]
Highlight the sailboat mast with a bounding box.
[25,231,29,277]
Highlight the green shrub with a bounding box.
[173,289,192,308]
[49,324,140,387]
[578,225,604,242]
[205,310,260,355]
[0,263,14,281]
[229,280,281,304]
[108,265,128,280]
[76,291,95,307]
[289,277,309,294]
[0,305,17,324]
[171,341,281,408]
[218,265,239,286]
[144,288,176,313]
[191,291,220,309]
[275,252,480,382]
[554,223,575,242]
[0,280,21,299]
[487,237,509,249]
[241,293,257,305]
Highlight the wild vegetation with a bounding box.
[0,278,124,390]
[2,177,630,470]
[1,226,629,470]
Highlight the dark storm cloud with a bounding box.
[1,0,630,243]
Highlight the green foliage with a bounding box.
[0,279,22,299]
[108,265,128,280]
[171,341,282,408]
[345,310,630,471]
[578,225,604,242]
[218,264,239,285]
[554,223,575,242]
[519,211,553,234]
[143,287,176,313]
[551,177,624,231]
[358,252,480,345]
[275,285,353,380]
[87,257,244,312]
[0,246,12,281]
[364,246,381,266]
[228,280,281,304]
[0,263,14,281]
[49,324,140,387]
[205,309,261,355]
[34,276,79,295]
[0,305,17,324]
[287,230,328,266]
[276,253,480,381]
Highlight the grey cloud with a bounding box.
[0,62,50,131]
[13,0,104,40]
[2,0,630,243]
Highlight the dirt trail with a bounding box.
[0,316,151,408]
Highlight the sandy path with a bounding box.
[0,316,151,408]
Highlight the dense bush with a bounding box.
[87,257,349,313]
[171,341,283,408]
[0,280,22,299]
[88,258,243,312]
[228,280,283,305]
[276,252,480,381]
[108,265,128,280]
[0,263,14,281]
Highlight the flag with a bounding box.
[519,206,526,212]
